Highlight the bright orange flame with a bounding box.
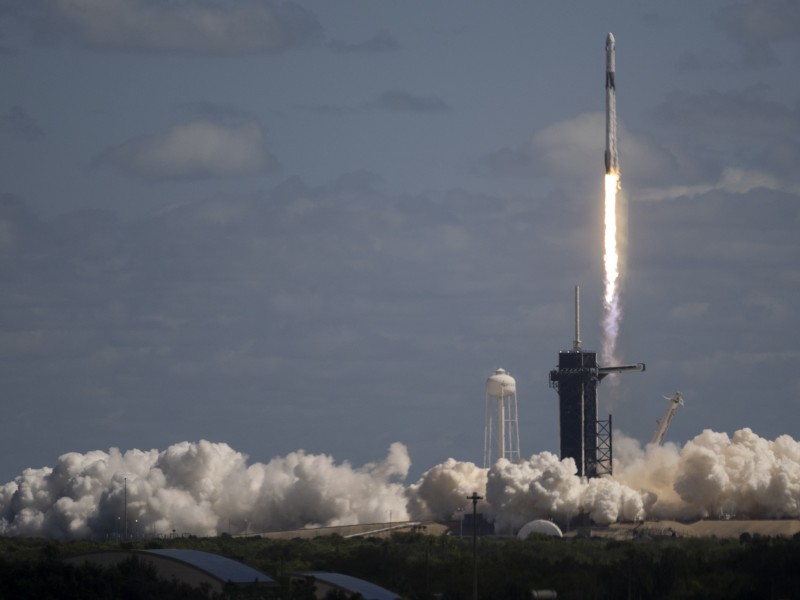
[603,172,621,364]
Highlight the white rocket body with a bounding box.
[605,33,618,174]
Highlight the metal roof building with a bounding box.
[66,548,276,594]
[292,571,400,600]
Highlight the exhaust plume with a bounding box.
[602,172,622,365]
[4,428,800,538]
[602,32,623,366]
[0,441,411,539]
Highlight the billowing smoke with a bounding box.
[0,441,411,539]
[406,458,488,519]
[486,451,644,532]
[3,428,800,538]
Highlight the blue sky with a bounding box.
[1,0,799,482]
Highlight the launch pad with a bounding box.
[549,287,644,478]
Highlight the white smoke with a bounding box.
[485,451,643,532]
[0,441,411,539]
[405,458,488,520]
[4,428,800,539]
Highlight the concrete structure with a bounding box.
[517,519,564,539]
[65,549,276,594]
[237,520,448,540]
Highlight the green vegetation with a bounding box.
[2,532,800,599]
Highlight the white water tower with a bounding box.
[484,368,521,467]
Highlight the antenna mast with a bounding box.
[573,285,582,351]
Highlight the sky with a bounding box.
[1,0,799,484]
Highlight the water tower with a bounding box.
[484,368,521,467]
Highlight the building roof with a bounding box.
[139,549,274,585]
[66,549,276,594]
[302,571,400,600]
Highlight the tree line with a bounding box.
[1,531,800,599]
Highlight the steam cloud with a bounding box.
[3,428,800,539]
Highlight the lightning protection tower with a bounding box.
[549,286,645,477]
[484,368,521,467]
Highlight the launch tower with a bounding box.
[549,287,644,477]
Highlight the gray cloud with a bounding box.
[653,89,800,137]
[474,112,710,187]
[367,90,451,113]
[175,101,256,123]
[0,105,43,141]
[299,90,451,117]
[100,118,279,181]
[718,0,800,66]
[759,139,800,180]
[294,103,359,116]
[0,178,591,474]
[3,167,799,480]
[328,30,399,54]
[5,0,322,56]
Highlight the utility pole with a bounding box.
[467,492,483,600]
[124,477,127,542]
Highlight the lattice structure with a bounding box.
[548,287,644,478]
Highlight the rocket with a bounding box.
[605,32,618,174]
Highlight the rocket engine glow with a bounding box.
[602,33,621,365]
[603,172,621,364]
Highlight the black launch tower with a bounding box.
[549,287,644,478]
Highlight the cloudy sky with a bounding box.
[1,0,799,483]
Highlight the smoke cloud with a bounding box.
[0,441,411,539]
[3,428,800,539]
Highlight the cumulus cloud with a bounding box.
[5,0,322,55]
[367,90,451,113]
[101,118,279,181]
[474,112,600,179]
[475,112,698,187]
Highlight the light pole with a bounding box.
[467,491,483,600]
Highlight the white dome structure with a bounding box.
[517,520,563,539]
[484,368,521,467]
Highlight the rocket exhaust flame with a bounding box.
[603,172,621,365]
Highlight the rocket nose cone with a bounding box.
[607,32,615,43]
